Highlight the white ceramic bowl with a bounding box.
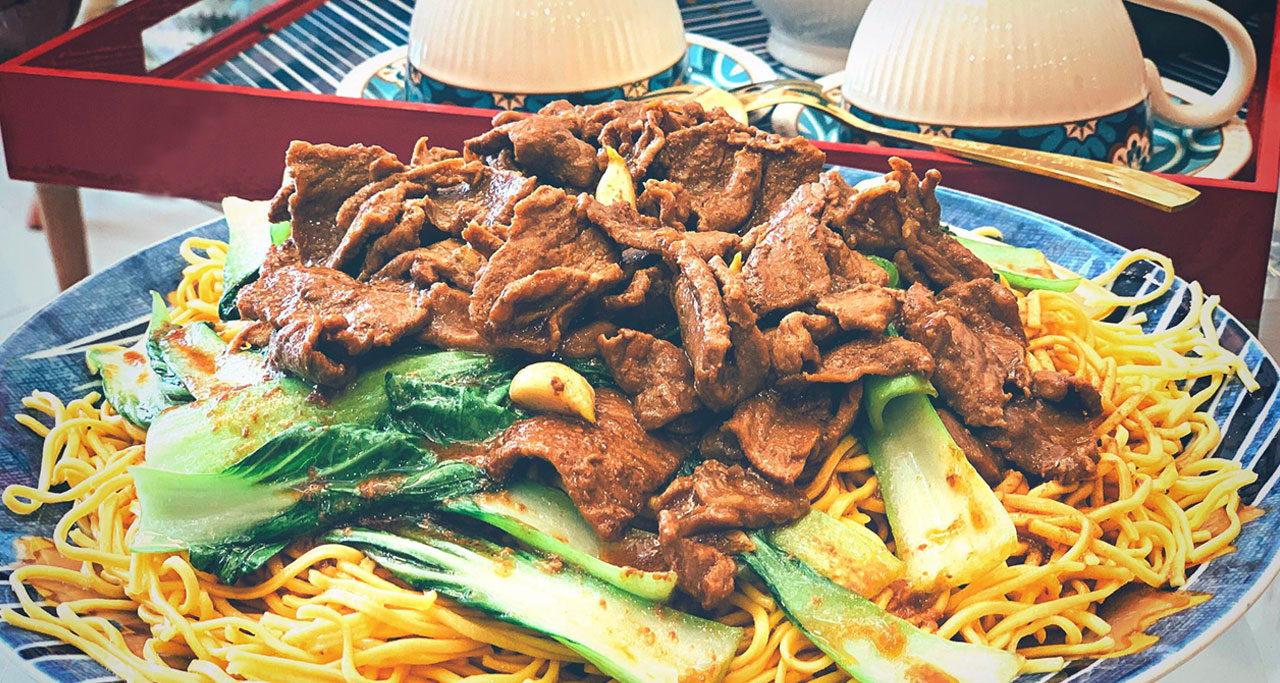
[751,0,871,75]
[841,0,1255,130]
[842,0,1150,128]
[408,0,687,97]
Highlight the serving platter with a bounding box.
[0,166,1276,683]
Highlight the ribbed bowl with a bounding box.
[842,0,1150,126]
[408,0,687,95]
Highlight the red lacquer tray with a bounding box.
[1,0,1277,317]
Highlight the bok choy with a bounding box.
[145,351,521,475]
[328,525,740,683]
[132,423,485,582]
[861,377,1017,592]
[742,532,1022,683]
[952,233,1080,292]
[766,510,904,598]
[443,481,677,602]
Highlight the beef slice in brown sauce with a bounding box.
[723,389,830,484]
[236,246,429,386]
[268,141,405,265]
[483,389,683,540]
[665,240,770,411]
[600,329,701,429]
[652,459,808,539]
[803,336,935,384]
[900,283,1010,428]
[652,119,763,233]
[469,187,625,354]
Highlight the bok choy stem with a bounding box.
[861,377,1017,592]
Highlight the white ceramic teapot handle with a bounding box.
[1127,0,1256,129]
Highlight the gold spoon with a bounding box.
[640,81,1198,213]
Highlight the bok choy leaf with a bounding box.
[742,532,1022,683]
[328,525,740,683]
[132,423,486,582]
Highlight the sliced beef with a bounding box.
[900,283,1009,427]
[665,241,770,411]
[1030,370,1104,415]
[600,329,700,429]
[326,182,419,275]
[466,114,599,188]
[823,159,992,288]
[236,246,428,385]
[937,278,1030,393]
[816,284,900,334]
[359,200,429,277]
[423,164,537,237]
[938,407,1006,485]
[601,266,664,311]
[744,131,826,228]
[637,178,693,227]
[469,188,625,354]
[742,181,890,316]
[268,141,405,264]
[651,460,808,539]
[483,389,683,539]
[662,534,738,608]
[652,119,763,233]
[371,239,486,292]
[267,318,352,387]
[585,198,740,262]
[804,337,934,384]
[557,320,617,358]
[997,396,1099,483]
[418,283,490,352]
[722,389,829,484]
[410,136,460,165]
[766,311,836,376]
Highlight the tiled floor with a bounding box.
[2,135,1280,681]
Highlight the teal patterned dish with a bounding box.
[771,74,1252,179]
[338,33,778,110]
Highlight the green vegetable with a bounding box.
[86,345,173,429]
[766,510,904,598]
[443,481,677,602]
[742,533,1022,683]
[218,197,290,320]
[382,352,526,444]
[144,293,193,402]
[145,351,500,474]
[131,423,486,582]
[954,235,1080,292]
[867,254,900,288]
[863,372,935,432]
[328,525,740,683]
[861,387,1017,592]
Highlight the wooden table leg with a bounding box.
[34,184,90,290]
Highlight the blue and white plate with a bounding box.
[0,167,1277,683]
[335,33,778,107]
[771,76,1253,180]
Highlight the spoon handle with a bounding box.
[742,90,1200,213]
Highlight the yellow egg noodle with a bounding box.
[0,236,1259,682]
